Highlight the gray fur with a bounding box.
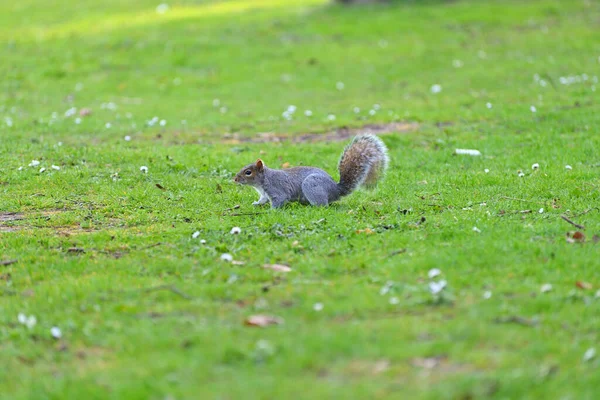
[233,134,388,208]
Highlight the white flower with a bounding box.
[540,283,552,293]
[192,231,200,239]
[369,109,376,116]
[530,105,537,113]
[220,253,233,262]
[565,165,572,170]
[148,116,159,126]
[17,166,23,171]
[26,315,37,329]
[483,291,492,299]
[532,163,539,170]
[230,227,241,235]
[200,239,207,244]
[39,167,46,173]
[484,169,490,173]
[287,105,296,113]
[455,149,481,156]
[452,59,463,68]
[140,166,148,173]
[518,172,525,177]
[389,297,400,305]
[428,268,441,279]
[75,83,83,91]
[472,226,481,233]
[124,135,132,141]
[74,117,82,124]
[538,208,544,214]
[219,107,227,114]
[353,107,360,113]
[327,114,336,121]
[336,82,345,90]
[313,302,324,311]
[304,110,312,117]
[486,102,492,109]
[379,281,393,296]
[430,84,442,94]
[156,3,169,14]
[29,160,40,167]
[18,313,27,324]
[105,122,112,129]
[51,165,61,171]
[583,348,596,362]
[373,104,381,110]
[50,327,62,339]
[212,99,220,107]
[159,119,166,126]
[57,142,63,146]
[429,280,447,295]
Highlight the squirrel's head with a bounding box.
[233,159,265,186]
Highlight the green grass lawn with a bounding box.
[1,0,600,398]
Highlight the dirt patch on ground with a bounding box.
[220,122,419,144]
[0,210,70,232]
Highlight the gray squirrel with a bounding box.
[233,134,389,208]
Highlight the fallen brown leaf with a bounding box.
[412,355,447,369]
[356,228,375,234]
[244,315,283,327]
[281,162,290,168]
[576,281,593,290]
[263,264,292,272]
[566,231,585,243]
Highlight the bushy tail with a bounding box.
[337,134,389,197]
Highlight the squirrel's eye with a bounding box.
[244,170,252,176]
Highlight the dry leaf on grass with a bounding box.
[356,228,375,234]
[263,264,292,272]
[566,231,585,243]
[244,315,283,327]
[412,355,447,369]
[281,162,290,168]
[576,281,593,290]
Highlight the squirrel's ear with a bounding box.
[255,159,264,171]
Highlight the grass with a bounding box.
[1,0,599,398]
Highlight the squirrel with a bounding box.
[233,134,389,208]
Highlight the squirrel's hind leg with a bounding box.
[302,174,338,206]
